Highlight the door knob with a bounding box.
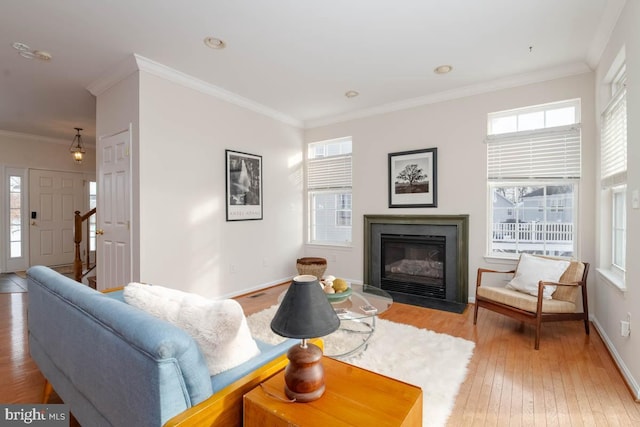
[96,229,104,235]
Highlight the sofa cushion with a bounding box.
[124,282,260,375]
[477,286,576,314]
[505,253,570,299]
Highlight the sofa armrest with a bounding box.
[164,338,324,427]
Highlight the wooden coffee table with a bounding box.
[243,356,422,426]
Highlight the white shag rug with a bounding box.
[247,305,475,427]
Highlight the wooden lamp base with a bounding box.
[283,341,325,402]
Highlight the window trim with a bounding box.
[599,64,627,282]
[486,99,581,261]
[4,167,29,272]
[611,185,626,271]
[488,99,581,135]
[486,181,579,260]
[306,137,353,246]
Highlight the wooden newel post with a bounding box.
[74,210,83,282]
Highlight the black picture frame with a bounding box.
[225,149,263,221]
[388,148,438,208]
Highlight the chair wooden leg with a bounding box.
[473,303,479,324]
[584,317,590,335]
[42,379,53,404]
[534,316,542,350]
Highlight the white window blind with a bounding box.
[307,155,352,190]
[486,125,581,180]
[601,88,627,187]
[307,138,352,245]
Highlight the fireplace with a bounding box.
[364,215,469,313]
[381,234,446,299]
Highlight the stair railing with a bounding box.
[74,208,97,282]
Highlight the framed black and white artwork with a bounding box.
[388,148,437,208]
[225,149,263,221]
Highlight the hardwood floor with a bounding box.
[2,276,639,426]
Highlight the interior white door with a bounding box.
[29,170,84,267]
[97,129,132,289]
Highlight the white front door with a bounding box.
[97,128,132,289]
[29,170,84,267]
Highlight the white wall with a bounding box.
[304,73,597,298]
[95,71,141,281]
[0,130,96,171]
[593,0,640,399]
[136,71,304,298]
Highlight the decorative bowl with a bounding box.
[326,287,352,303]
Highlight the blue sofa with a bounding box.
[27,265,298,426]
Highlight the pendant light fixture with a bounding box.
[69,127,85,164]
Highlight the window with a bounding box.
[9,175,22,258]
[307,137,352,245]
[487,100,581,258]
[89,181,97,251]
[612,187,626,269]
[601,66,627,274]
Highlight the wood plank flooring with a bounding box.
[2,275,639,426]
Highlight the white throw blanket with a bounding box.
[124,282,260,375]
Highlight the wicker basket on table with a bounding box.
[295,257,327,279]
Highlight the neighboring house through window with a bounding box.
[486,99,581,258]
[307,137,352,245]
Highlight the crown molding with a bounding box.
[134,55,303,128]
[304,62,592,129]
[586,0,627,69]
[0,129,70,146]
[87,54,302,128]
[86,55,139,96]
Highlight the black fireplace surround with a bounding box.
[364,215,469,313]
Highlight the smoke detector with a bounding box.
[11,42,52,61]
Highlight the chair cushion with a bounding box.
[477,286,576,314]
[552,261,585,302]
[505,253,570,299]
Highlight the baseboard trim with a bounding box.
[592,317,640,402]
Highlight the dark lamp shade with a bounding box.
[271,275,340,339]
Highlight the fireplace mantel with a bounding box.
[363,214,469,311]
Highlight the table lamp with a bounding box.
[270,274,340,402]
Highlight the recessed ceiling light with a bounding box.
[204,37,226,49]
[345,90,359,98]
[434,65,453,75]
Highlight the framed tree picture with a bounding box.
[225,149,263,221]
[388,148,437,208]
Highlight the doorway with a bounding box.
[96,128,132,289]
[28,169,85,267]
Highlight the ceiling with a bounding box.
[0,0,624,145]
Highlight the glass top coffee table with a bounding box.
[280,283,393,358]
[327,283,393,357]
